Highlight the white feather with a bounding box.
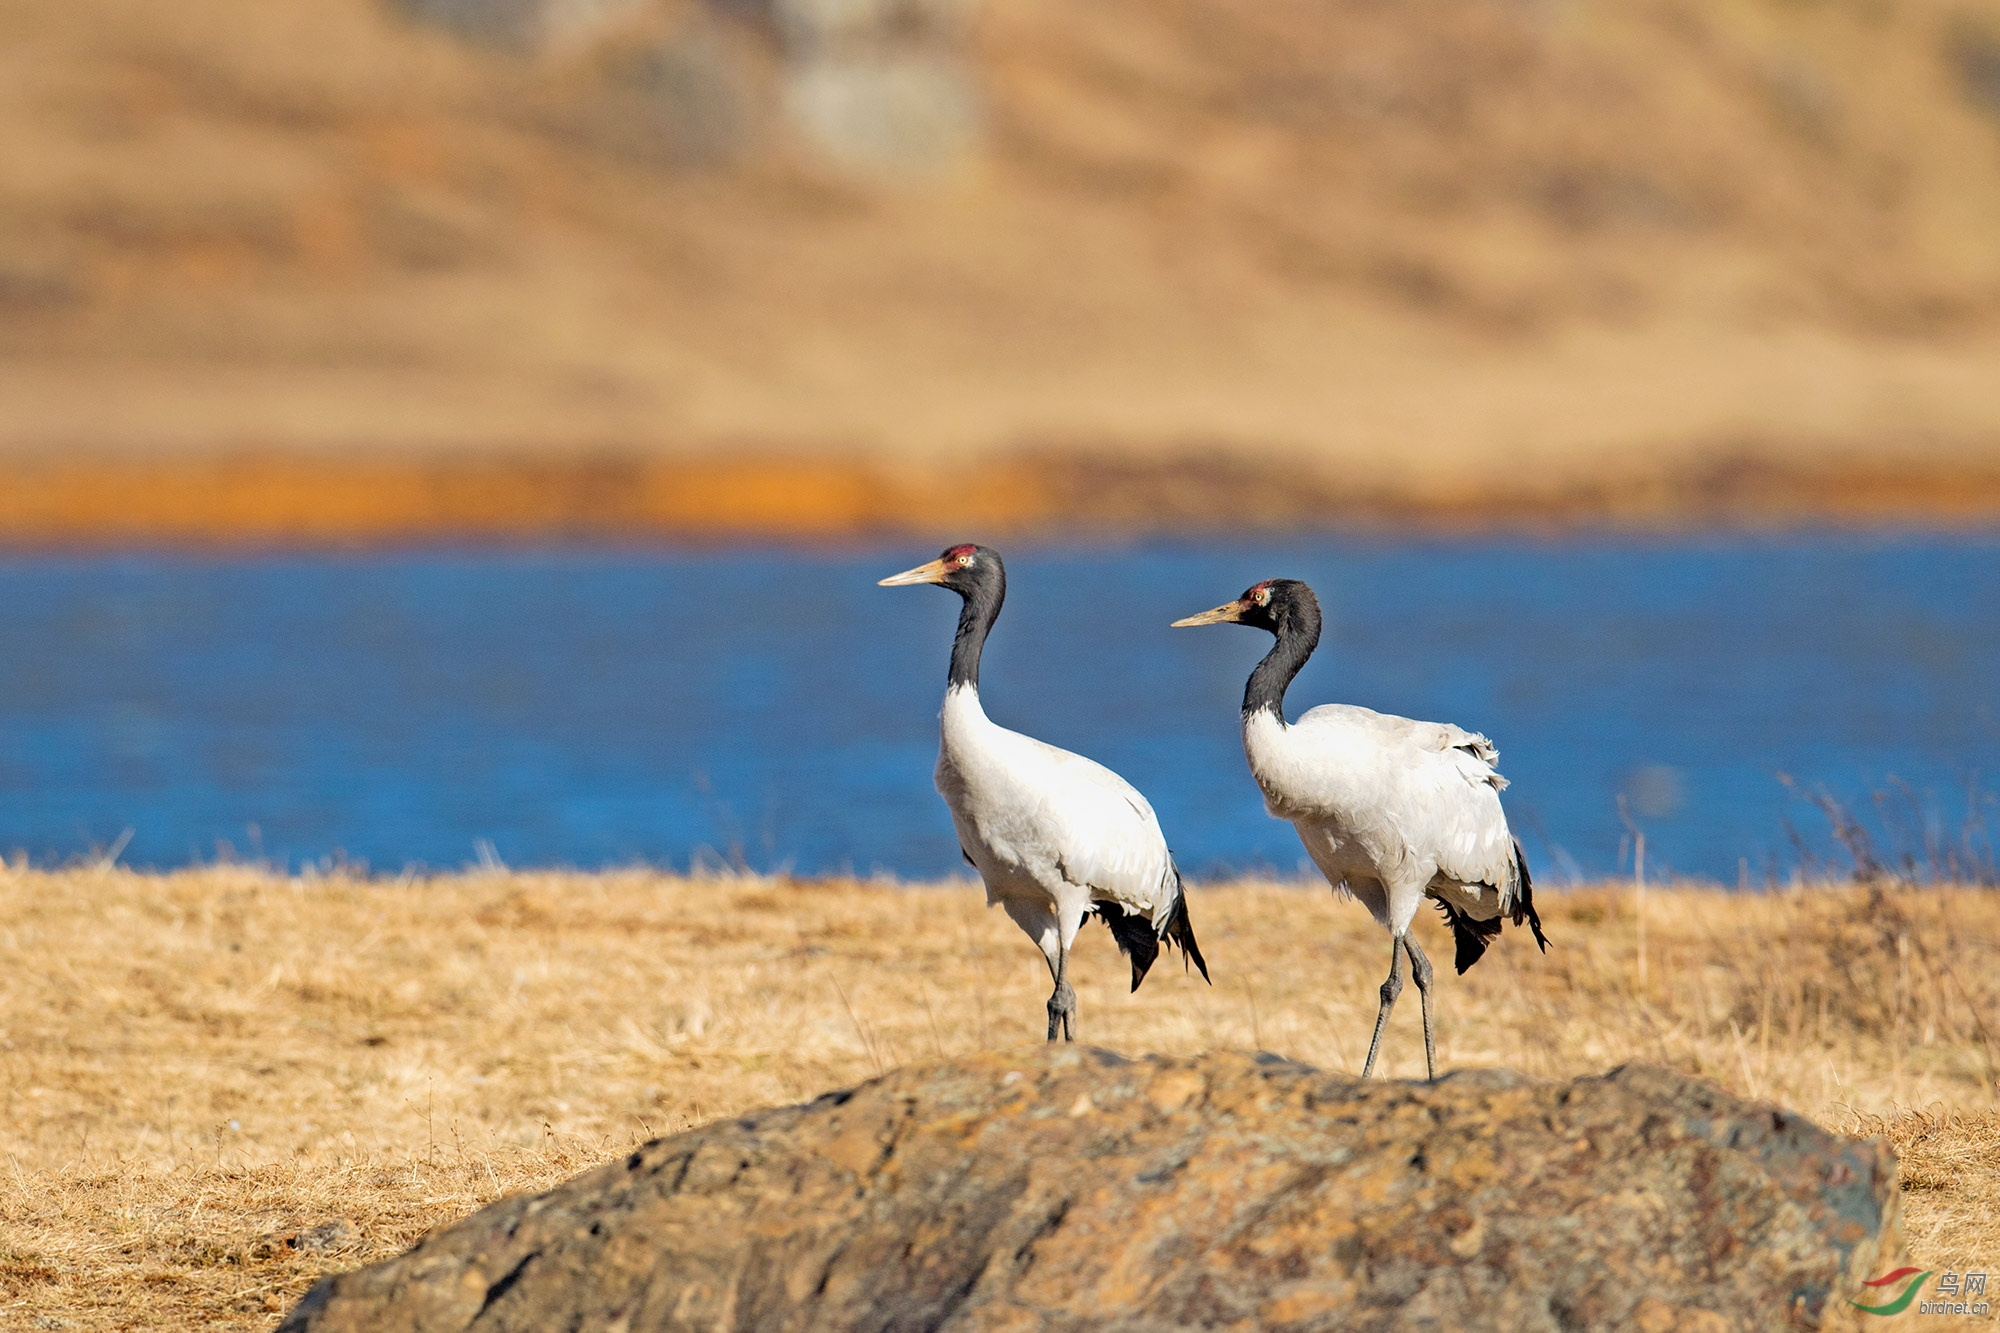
[935,685,1179,958]
[1245,702,1523,935]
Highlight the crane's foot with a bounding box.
[1045,980,1077,1043]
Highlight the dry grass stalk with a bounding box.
[1,867,1996,1329]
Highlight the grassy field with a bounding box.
[1,867,1996,1329]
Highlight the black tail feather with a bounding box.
[1436,840,1550,975]
[1163,863,1210,986]
[1435,898,1503,974]
[1509,838,1550,953]
[1098,899,1161,991]
[1095,862,1210,992]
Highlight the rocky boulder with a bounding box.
[282,1049,1901,1332]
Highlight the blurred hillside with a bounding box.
[4,0,2000,539]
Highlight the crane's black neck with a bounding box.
[1244,588,1320,721]
[947,561,1005,691]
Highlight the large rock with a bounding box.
[282,1049,1901,1332]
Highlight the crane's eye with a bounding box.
[1254,586,1271,606]
[957,553,973,567]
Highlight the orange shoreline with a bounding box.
[0,452,1998,546]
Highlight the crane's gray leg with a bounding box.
[1046,936,1077,1043]
[1403,935,1436,1082]
[1359,936,1405,1078]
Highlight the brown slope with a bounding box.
[2,0,1999,538]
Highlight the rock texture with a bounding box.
[282,1049,1900,1332]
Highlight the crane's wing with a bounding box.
[1292,703,1504,782]
[940,724,1178,924]
[1263,704,1545,969]
[1280,704,1519,897]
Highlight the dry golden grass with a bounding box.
[1,866,1996,1329]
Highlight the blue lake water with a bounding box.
[0,535,1993,883]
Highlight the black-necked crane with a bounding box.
[1172,577,1547,1080]
[881,544,1209,1041]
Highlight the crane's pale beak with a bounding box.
[879,557,951,587]
[1171,599,1248,627]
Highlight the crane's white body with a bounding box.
[936,684,1179,974]
[1244,703,1524,936]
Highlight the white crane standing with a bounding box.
[1173,577,1546,1080]
[882,544,1209,1041]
